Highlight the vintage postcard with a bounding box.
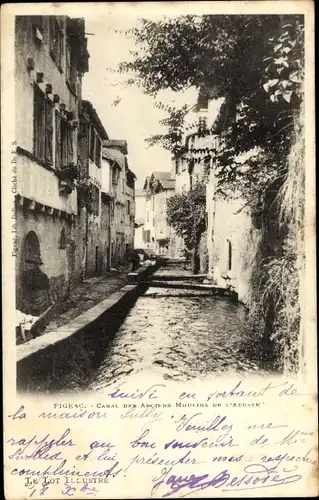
[1,1,317,498]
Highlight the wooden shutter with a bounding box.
[95,137,101,167]
[33,84,45,161]
[89,125,95,162]
[66,43,71,82]
[67,124,74,164]
[61,118,68,166]
[45,99,53,164]
[55,111,62,169]
[49,17,56,57]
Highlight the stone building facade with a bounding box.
[143,177,156,254]
[14,16,136,325]
[203,96,259,303]
[143,172,176,256]
[171,126,217,269]
[133,189,146,250]
[15,15,89,315]
[102,140,136,267]
[77,100,109,278]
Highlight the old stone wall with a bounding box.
[15,207,75,312]
[212,197,260,304]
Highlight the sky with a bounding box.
[81,15,198,189]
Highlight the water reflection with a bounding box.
[89,286,271,391]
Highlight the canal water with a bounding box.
[85,268,271,391]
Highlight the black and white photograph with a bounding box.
[2,3,317,499]
[13,10,309,392]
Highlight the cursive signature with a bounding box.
[151,463,302,497]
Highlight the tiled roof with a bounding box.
[104,140,128,155]
[102,148,125,170]
[152,171,175,190]
[160,178,175,190]
[152,171,172,181]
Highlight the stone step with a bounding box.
[142,280,234,296]
[150,274,207,281]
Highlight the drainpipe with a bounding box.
[108,199,112,271]
[207,159,216,281]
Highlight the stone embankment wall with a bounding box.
[16,262,160,393]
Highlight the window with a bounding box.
[66,42,77,93]
[127,200,130,215]
[33,84,53,165]
[112,166,118,185]
[61,118,73,166]
[34,85,45,161]
[45,99,54,164]
[67,124,74,164]
[89,125,95,162]
[92,185,99,216]
[50,18,64,70]
[55,111,62,169]
[32,16,45,44]
[143,229,150,243]
[59,228,66,249]
[95,137,101,167]
[66,42,71,81]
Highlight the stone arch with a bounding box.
[20,231,50,317]
[24,231,42,267]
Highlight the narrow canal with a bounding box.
[82,266,272,392]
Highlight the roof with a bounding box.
[81,101,108,140]
[104,140,128,155]
[152,171,175,190]
[102,147,125,170]
[144,172,175,191]
[160,178,175,190]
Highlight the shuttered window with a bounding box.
[61,118,68,166]
[66,42,71,82]
[50,18,64,70]
[34,85,46,162]
[34,84,54,166]
[45,99,54,165]
[92,185,99,216]
[95,137,101,167]
[60,119,74,166]
[55,111,62,169]
[67,125,73,164]
[89,125,95,162]
[66,41,77,93]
